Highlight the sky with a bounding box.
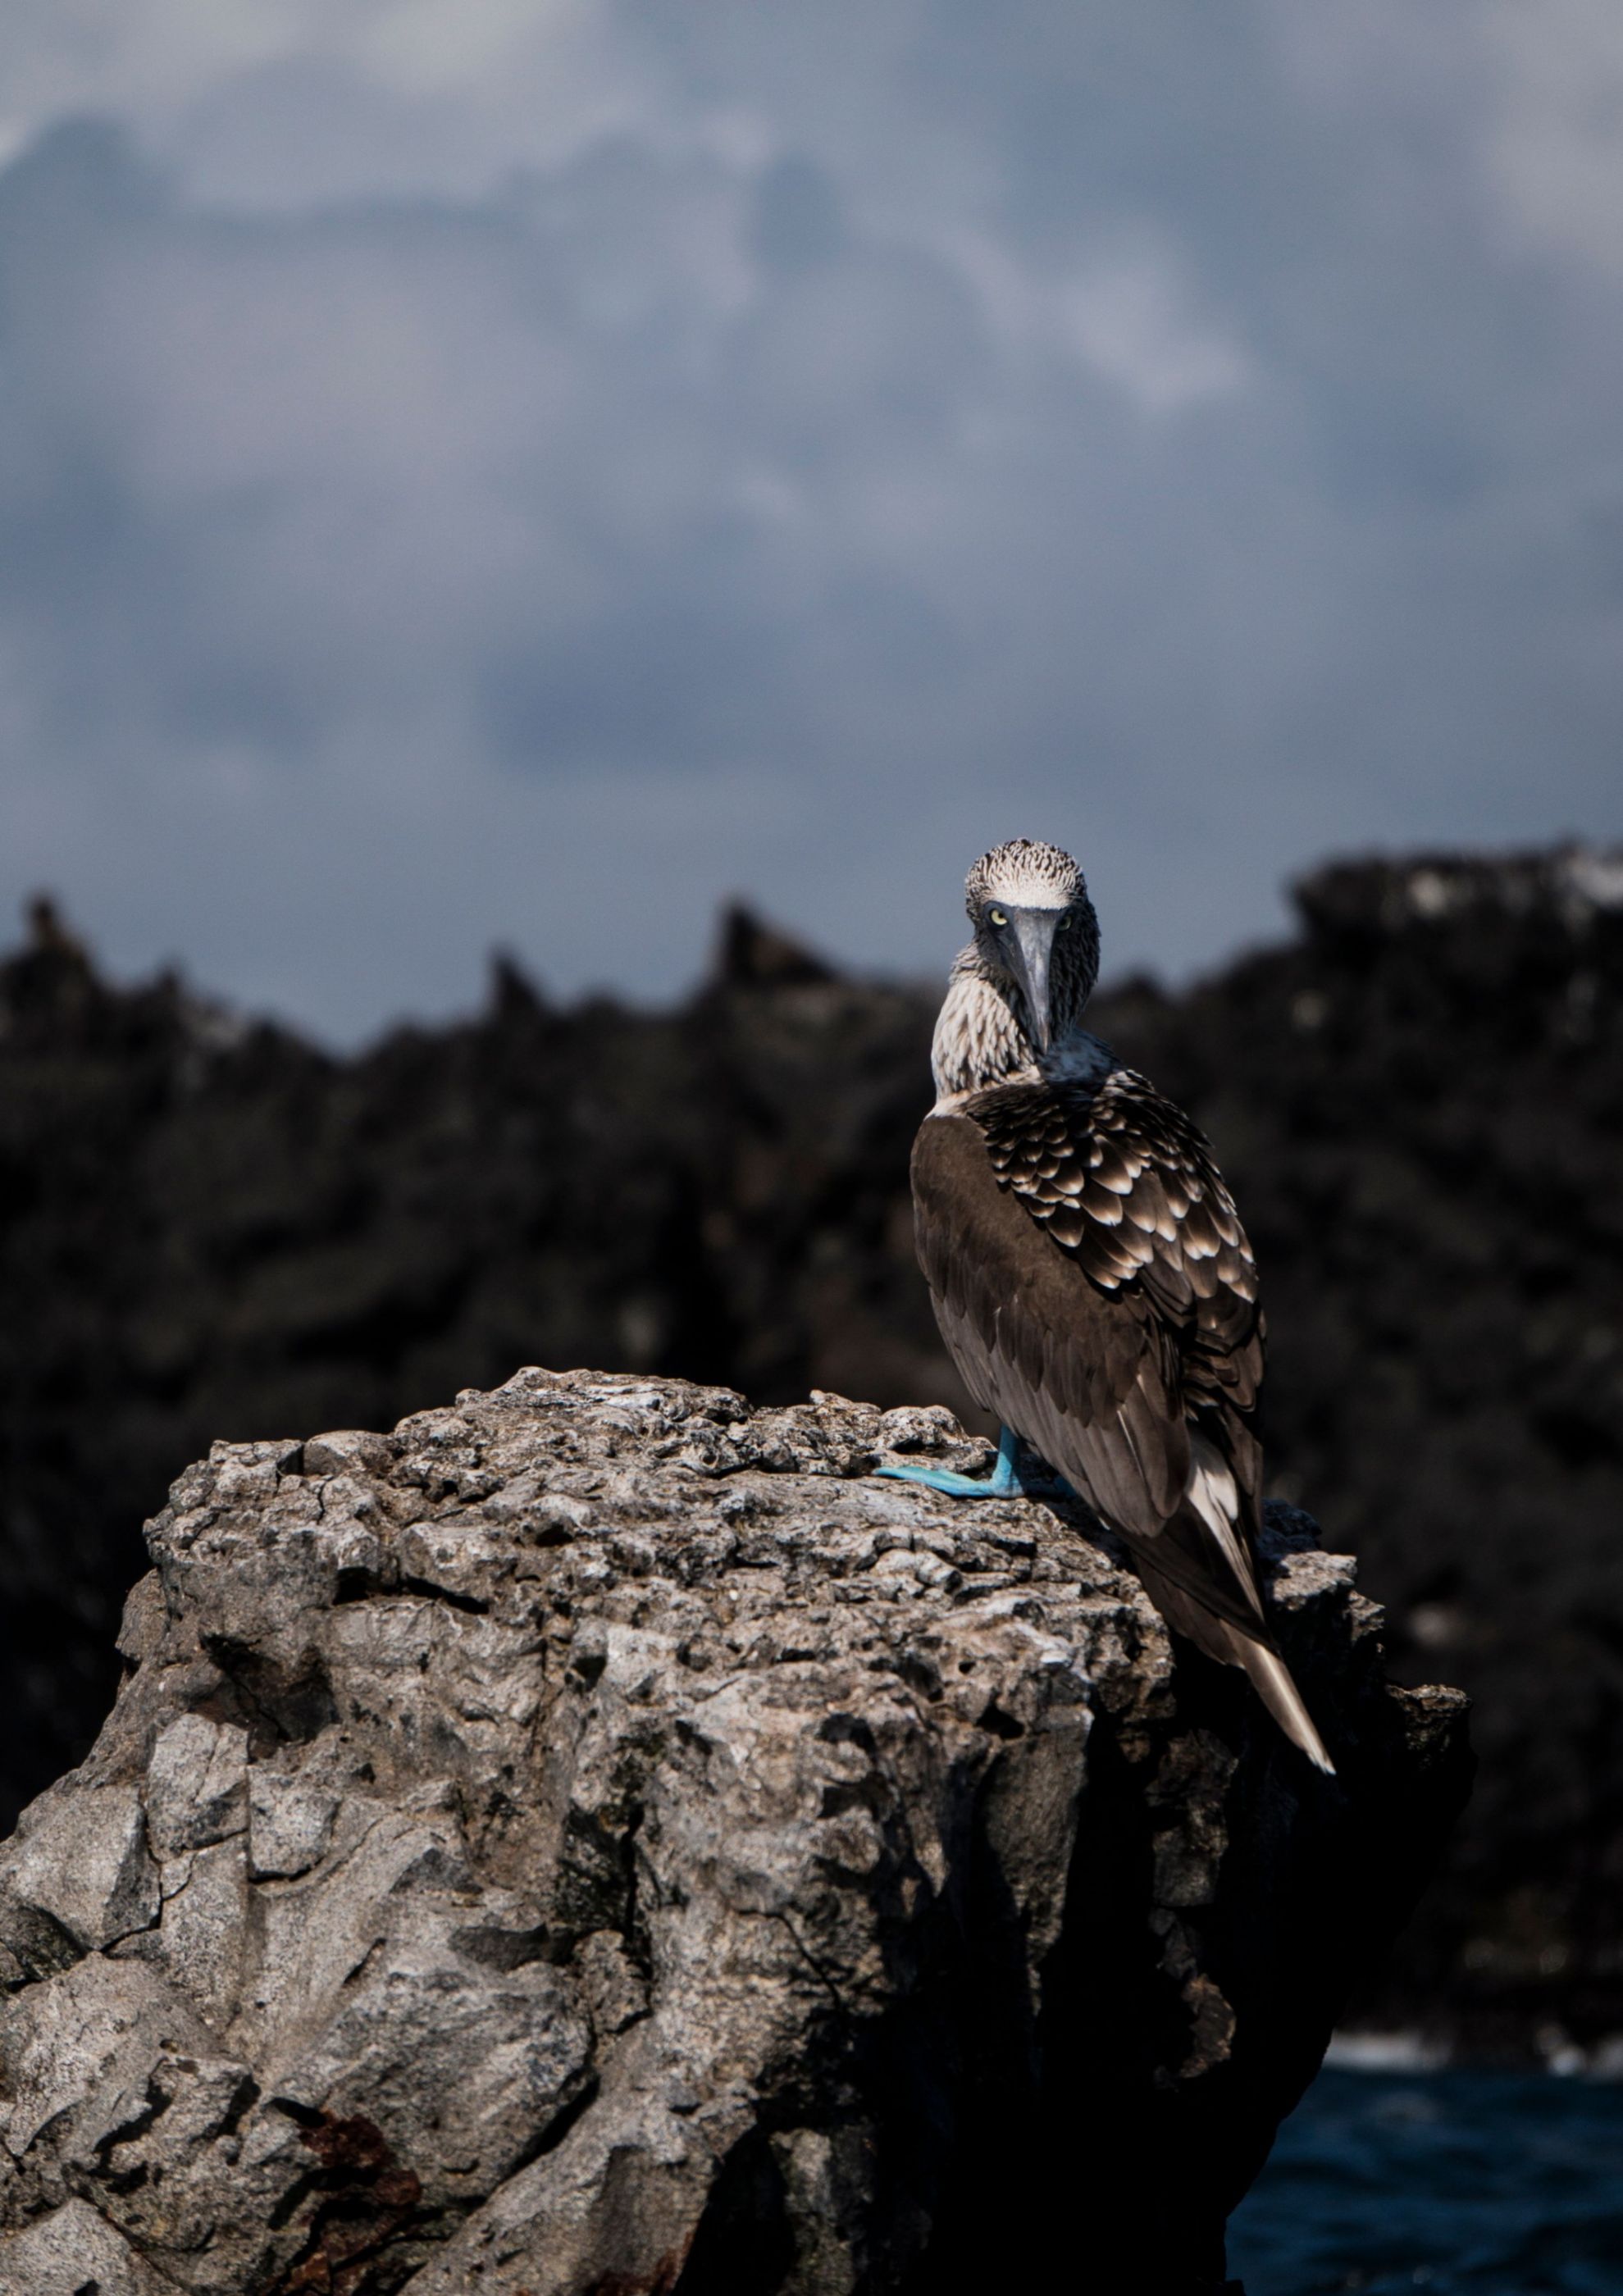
[0,1,1620,1040]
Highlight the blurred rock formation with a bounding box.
[0,845,1616,2045]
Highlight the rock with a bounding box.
[0,1371,1470,2293]
[0,2196,176,2295]
[0,859,1610,2050]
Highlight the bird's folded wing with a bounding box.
[973,1070,1264,1415]
[912,1107,1187,1530]
[913,1077,1265,1577]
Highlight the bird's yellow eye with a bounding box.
[989,908,1008,928]
[1056,913,1070,931]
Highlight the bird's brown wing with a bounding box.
[912,1072,1267,1635]
[975,1067,1264,1426]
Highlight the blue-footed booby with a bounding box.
[881,839,1334,1772]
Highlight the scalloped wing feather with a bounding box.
[912,1085,1265,1619]
[910,1081,1329,1768]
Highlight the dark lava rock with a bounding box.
[0,1373,1467,2294]
[0,845,1615,2045]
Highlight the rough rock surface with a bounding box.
[2,854,1614,2047]
[0,1371,1470,2294]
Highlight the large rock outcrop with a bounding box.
[0,1372,1469,2294]
[1,854,1615,2047]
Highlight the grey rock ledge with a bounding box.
[0,1369,1470,2294]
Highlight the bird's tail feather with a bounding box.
[1228,1628,1335,1774]
[1134,1556,1336,1774]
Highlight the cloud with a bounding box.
[1483,0,1623,280]
[0,6,1617,1038]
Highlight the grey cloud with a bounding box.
[0,5,1616,1038]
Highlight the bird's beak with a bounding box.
[1005,908,1058,1052]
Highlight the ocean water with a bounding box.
[1227,2062,1623,2294]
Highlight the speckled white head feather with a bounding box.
[964,838,1085,917]
[965,839,1101,1014]
[932,840,1104,1100]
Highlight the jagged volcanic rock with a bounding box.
[0,847,1616,2046]
[0,1373,1466,2294]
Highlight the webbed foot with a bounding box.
[874,1426,1066,1501]
[873,1462,1021,1497]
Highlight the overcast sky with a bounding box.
[0,2,1620,1039]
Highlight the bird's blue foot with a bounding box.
[875,1425,1057,1500]
[875,1461,1019,1496]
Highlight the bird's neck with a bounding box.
[930,959,1101,1105]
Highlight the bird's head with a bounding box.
[964,839,1100,1053]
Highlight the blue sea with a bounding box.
[1227,2061,1623,2294]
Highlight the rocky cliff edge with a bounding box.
[0,1370,1470,2294]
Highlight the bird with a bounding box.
[878,838,1334,1772]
